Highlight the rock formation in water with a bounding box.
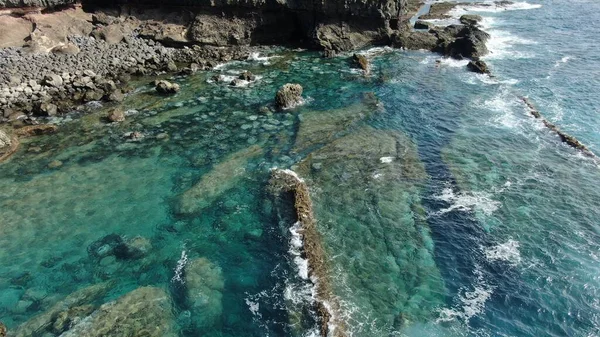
[292,125,445,333]
[177,144,263,214]
[293,92,382,153]
[269,169,348,337]
[275,83,304,109]
[14,281,114,337]
[58,287,176,337]
[184,257,225,331]
[521,96,597,158]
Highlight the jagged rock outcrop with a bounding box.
[275,83,303,109]
[467,60,490,74]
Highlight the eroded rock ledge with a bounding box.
[269,169,347,337]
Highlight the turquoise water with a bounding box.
[2,1,600,336]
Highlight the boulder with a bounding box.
[414,20,433,30]
[447,25,490,59]
[108,90,124,102]
[50,43,80,55]
[44,74,63,87]
[91,25,124,45]
[239,71,256,81]
[91,13,115,26]
[460,14,483,26]
[352,53,369,74]
[155,80,180,95]
[0,130,12,149]
[59,287,175,337]
[467,60,490,74]
[37,102,58,116]
[83,90,103,102]
[184,258,224,329]
[107,108,125,123]
[275,83,303,109]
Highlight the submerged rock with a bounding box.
[59,287,175,337]
[292,126,443,331]
[184,258,224,330]
[177,145,263,214]
[293,92,382,153]
[14,282,114,337]
[275,83,303,109]
[155,80,180,95]
[88,234,151,260]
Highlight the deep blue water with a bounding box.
[1,1,600,336]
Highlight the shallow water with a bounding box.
[1,1,600,336]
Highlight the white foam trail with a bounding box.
[433,187,501,217]
[484,239,522,266]
[289,221,310,280]
[450,1,542,16]
[436,266,495,324]
[171,250,188,283]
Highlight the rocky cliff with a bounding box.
[0,0,410,53]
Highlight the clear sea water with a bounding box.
[1,1,600,336]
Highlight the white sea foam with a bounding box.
[247,52,281,65]
[554,56,573,68]
[289,221,310,280]
[439,57,470,68]
[171,250,188,283]
[484,239,522,266]
[245,298,261,317]
[433,187,501,217]
[449,1,542,16]
[356,46,394,58]
[436,266,495,324]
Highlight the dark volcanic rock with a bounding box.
[460,14,482,26]
[414,20,433,30]
[392,31,438,51]
[467,60,490,74]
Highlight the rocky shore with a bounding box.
[0,0,429,126]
